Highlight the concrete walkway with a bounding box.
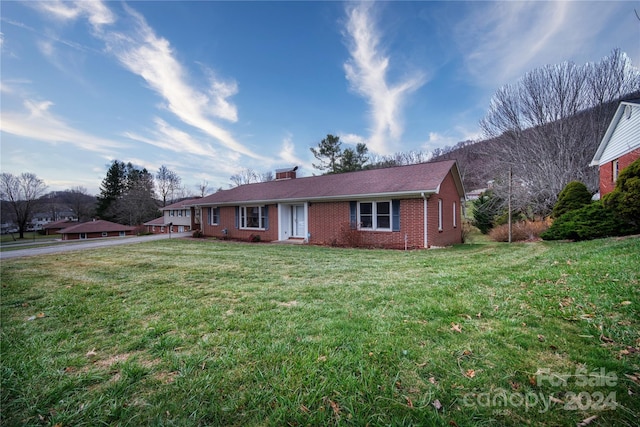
[0,232,192,260]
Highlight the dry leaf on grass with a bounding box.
[450,323,462,333]
[624,373,640,384]
[328,399,340,418]
[465,369,476,378]
[405,396,414,408]
[432,399,442,411]
[577,415,598,427]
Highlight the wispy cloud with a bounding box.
[454,1,623,87]
[278,133,306,167]
[1,97,125,154]
[29,0,261,160]
[123,117,219,160]
[31,0,115,30]
[343,2,425,155]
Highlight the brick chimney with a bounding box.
[275,166,298,180]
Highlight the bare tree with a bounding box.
[156,165,181,207]
[480,49,640,217]
[66,186,95,221]
[197,180,209,197]
[0,172,48,238]
[230,169,263,187]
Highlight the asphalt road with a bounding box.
[0,232,192,260]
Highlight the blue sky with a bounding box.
[1,1,638,196]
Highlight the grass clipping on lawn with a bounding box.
[1,237,639,426]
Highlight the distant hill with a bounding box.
[431,91,640,193]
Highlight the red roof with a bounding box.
[58,220,136,234]
[144,217,168,226]
[190,160,464,206]
[160,198,201,211]
[43,220,76,229]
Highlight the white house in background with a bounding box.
[590,99,640,197]
[144,198,200,234]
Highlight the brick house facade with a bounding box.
[58,220,135,240]
[591,100,640,197]
[190,161,465,249]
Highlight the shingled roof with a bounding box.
[58,220,136,234]
[190,160,464,206]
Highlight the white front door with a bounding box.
[292,205,305,237]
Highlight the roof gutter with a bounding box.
[190,190,439,208]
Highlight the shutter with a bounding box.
[392,200,400,231]
[235,206,239,229]
[264,205,269,230]
[207,207,212,225]
[349,201,357,229]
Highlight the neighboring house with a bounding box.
[43,219,77,236]
[590,99,640,197]
[58,220,136,240]
[32,210,77,230]
[187,161,465,249]
[144,198,199,234]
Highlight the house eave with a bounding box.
[190,190,439,208]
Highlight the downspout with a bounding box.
[421,192,428,248]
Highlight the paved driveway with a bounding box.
[0,232,192,260]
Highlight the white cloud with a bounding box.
[28,1,261,160]
[0,98,125,154]
[343,2,425,155]
[278,133,306,167]
[32,0,115,30]
[123,117,219,161]
[96,4,259,159]
[338,133,366,146]
[455,1,627,87]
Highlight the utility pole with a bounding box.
[508,166,512,244]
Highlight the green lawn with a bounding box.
[1,237,639,426]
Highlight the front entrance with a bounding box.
[292,205,305,238]
[278,203,308,241]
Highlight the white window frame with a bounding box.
[358,200,392,231]
[453,201,457,228]
[240,206,266,230]
[102,232,108,237]
[210,207,220,225]
[438,199,443,231]
[613,159,619,182]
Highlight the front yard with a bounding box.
[1,237,638,426]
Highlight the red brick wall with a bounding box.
[427,171,463,247]
[599,148,640,196]
[308,198,426,249]
[201,205,279,242]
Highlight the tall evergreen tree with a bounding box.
[310,134,370,174]
[96,160,126,221]
[96,161,159,225]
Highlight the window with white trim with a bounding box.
[453,201,457,228]
[209,207,220,225]
[358,201,391,231]
[241,206,266,229]
[613,159,619,182]
[438,199,443,231]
